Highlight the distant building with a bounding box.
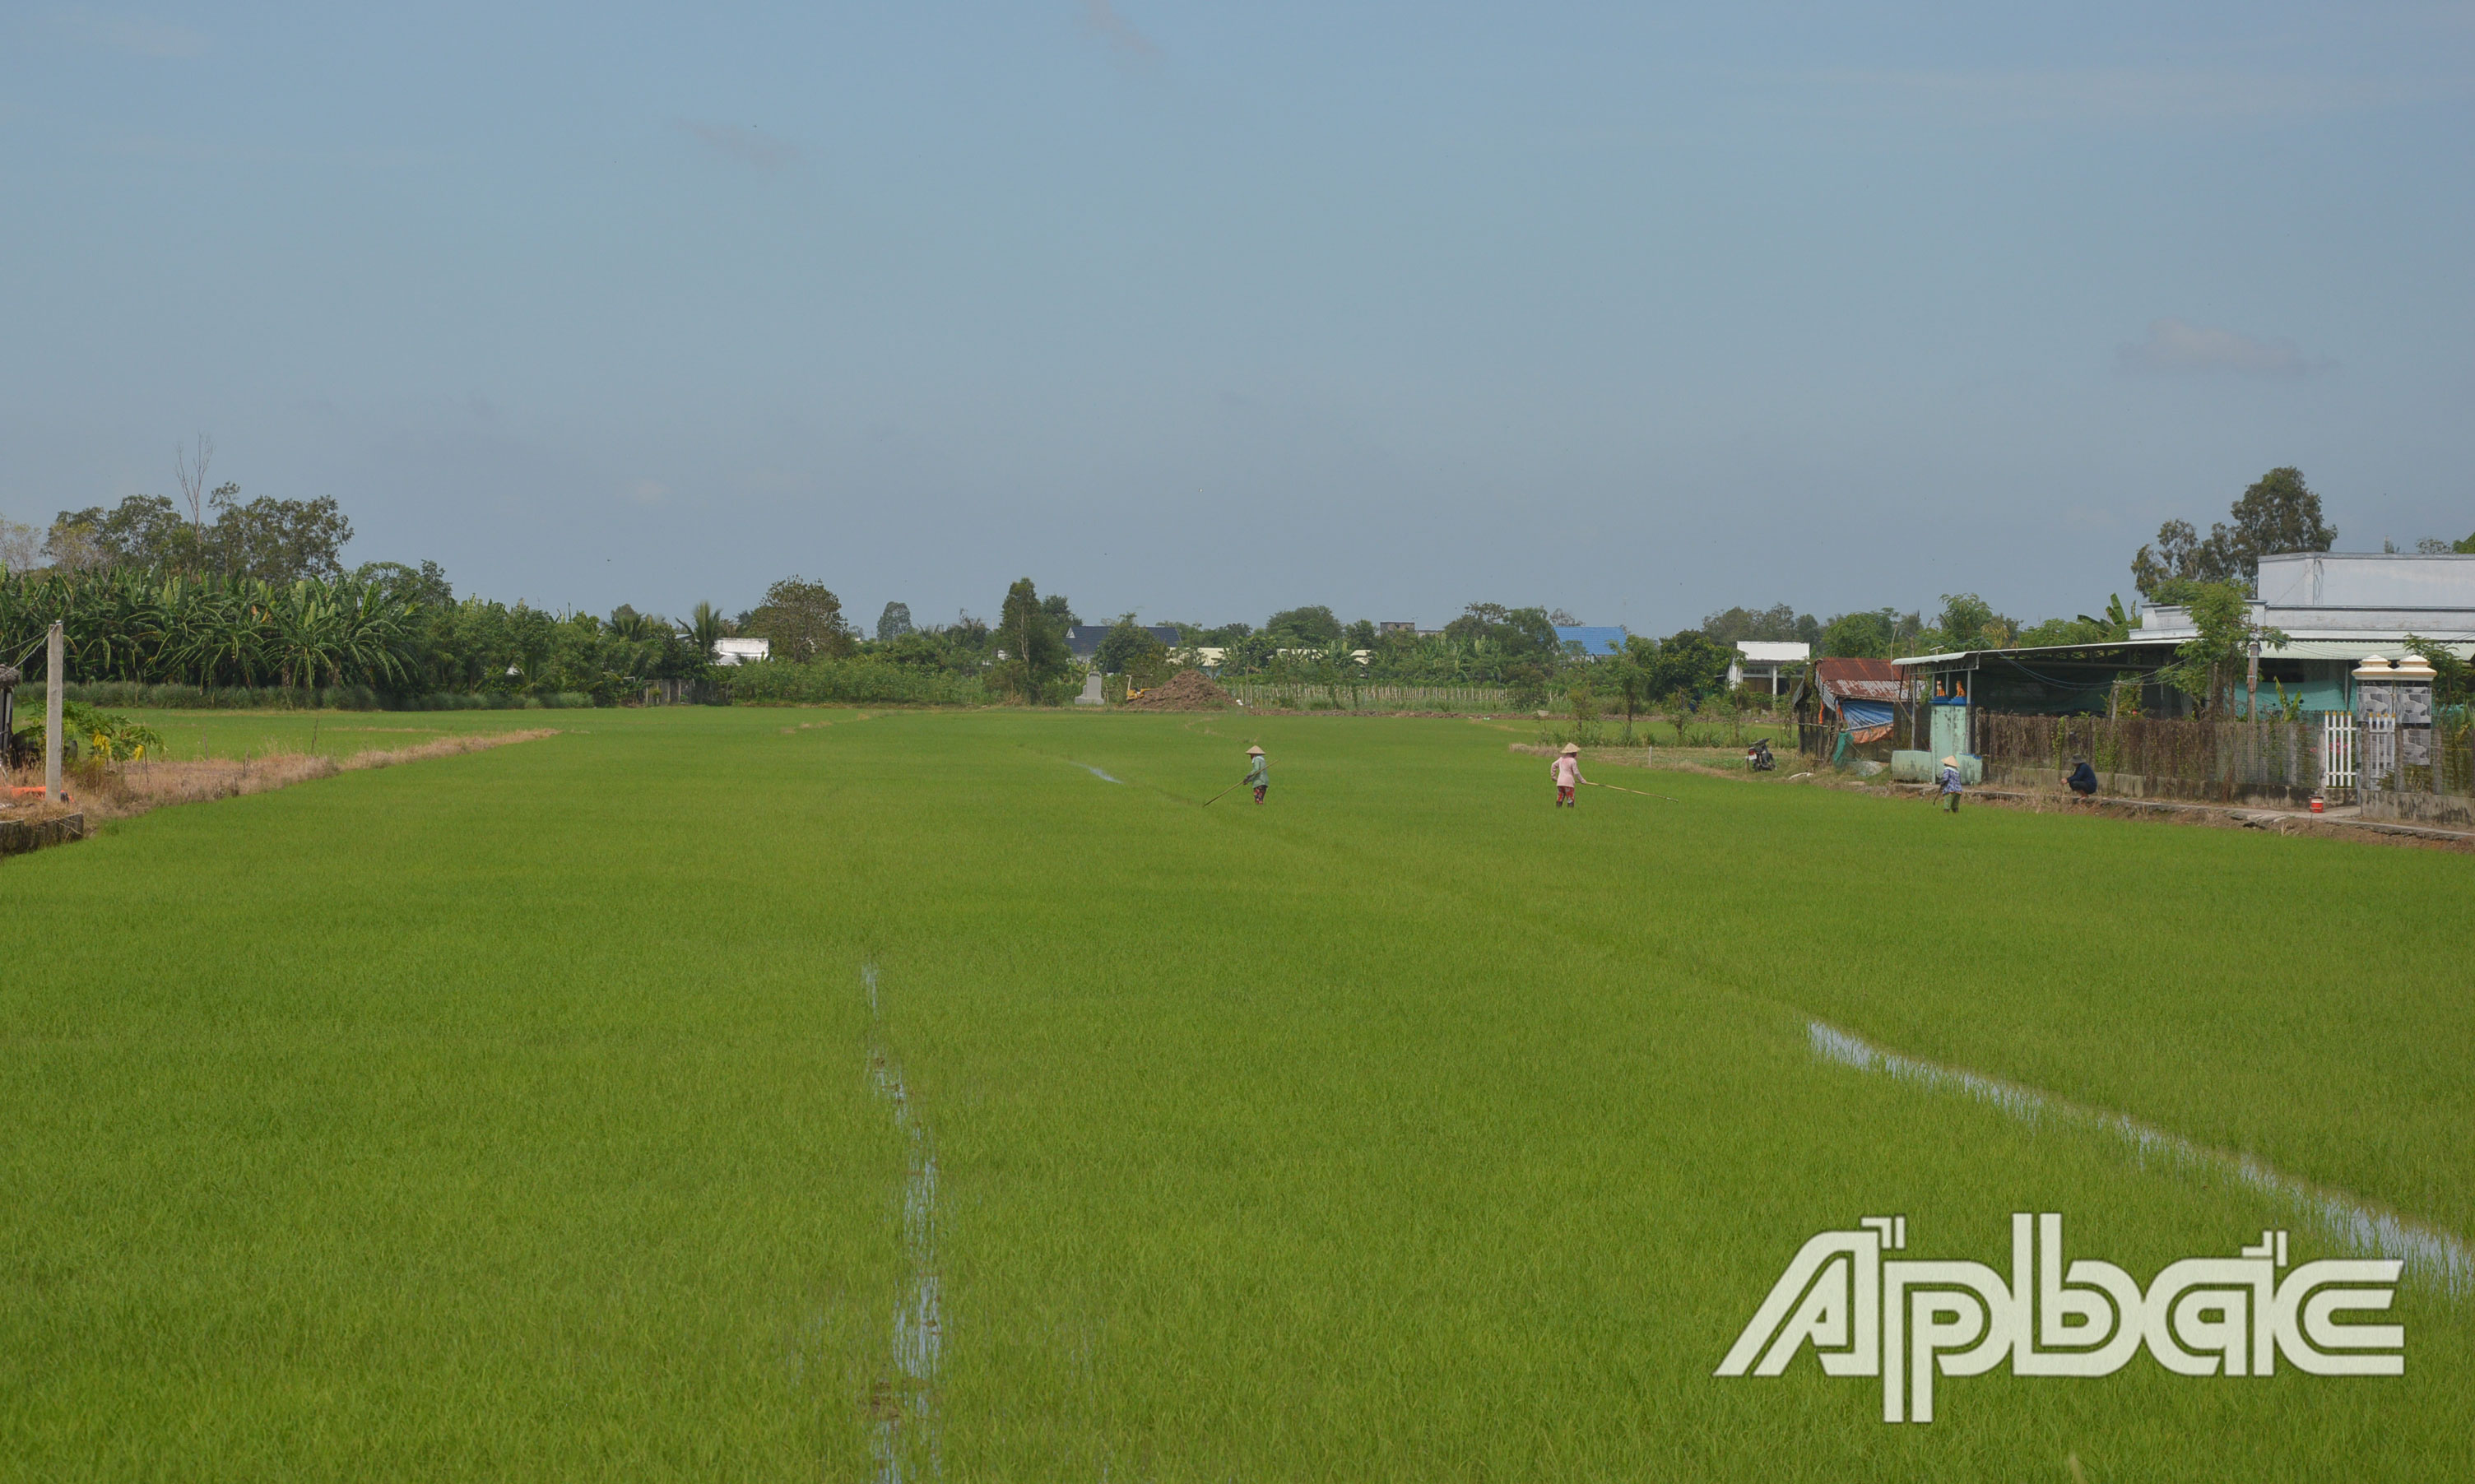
[1064,624,1180,661]
[1551,624,1628,658]
[713,638,771,666]
[1377,620,1418,635]
[1729,641,1810,694]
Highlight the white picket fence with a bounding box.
[2321,712,2355,793]
[2319,712,2401,795]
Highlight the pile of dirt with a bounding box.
[1121,669,1235,711]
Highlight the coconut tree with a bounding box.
[678,601,730,661]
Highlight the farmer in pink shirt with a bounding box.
[1552,742,1586,807]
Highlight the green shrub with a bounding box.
[724,660,987,707]
[16,700,165,763]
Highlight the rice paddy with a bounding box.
[2,706,2467,1479]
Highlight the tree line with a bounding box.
[7,458,2451,718]
[0,561,720,704]
[0,468,1098,706]
[2,471,729,702]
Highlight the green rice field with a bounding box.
[3,707,2468,1479]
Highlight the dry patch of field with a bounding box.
[5,729,556,823]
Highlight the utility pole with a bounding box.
[45,621,65,802]
[2245,599,2264,723]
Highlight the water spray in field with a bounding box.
[864,962,942,1482]
[1809,1019,2472,1297]
[1077,763,1124,784]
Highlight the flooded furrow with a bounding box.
[1810,1018,2473,1297]
[864,962,942,1482]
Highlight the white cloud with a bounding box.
[1819,67,2443,127]
[2117,318,2331,376]
[64,16,208,58]
[671,118,801,172]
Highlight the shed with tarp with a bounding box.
[1790,658,1915,762]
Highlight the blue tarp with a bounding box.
[1553,625,1628,656]
[1838,699,1894,731]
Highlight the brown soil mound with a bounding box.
[1121,669,1234,711]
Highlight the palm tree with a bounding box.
[606,605,664,644]
[678,601,729,661]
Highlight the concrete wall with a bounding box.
[2359,791,2475,828]
[1988,766,2317,809]
[0,814,85,856]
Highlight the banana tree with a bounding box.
[265,580,349,689]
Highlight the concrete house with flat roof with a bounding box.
[1895,553,2475,721]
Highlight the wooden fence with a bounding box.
[2439,721,2475,795]
[1218,682,1520,712]
[1975,714,2322,800]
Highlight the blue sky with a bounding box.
[5,2,2470,633]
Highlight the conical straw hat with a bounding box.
[1246,745,1265,755]
[1560,743,1581,754]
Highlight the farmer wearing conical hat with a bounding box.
[1551,742,1586,807]
[1244,745,1270,805]
[1939,754,1963,814]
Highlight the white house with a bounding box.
[713,637,772,666]
[1730,641,1810,693]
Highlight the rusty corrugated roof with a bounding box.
[1813,657,1908,704]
